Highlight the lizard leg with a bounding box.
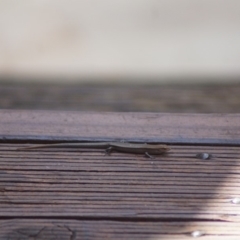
[105,146,113,155]
[145,152,154,159]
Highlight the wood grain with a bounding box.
[1,219,240,240]
[1,82,240,113]
[0,111,240,239]
[0,110,240,144]
[1,142,240,239]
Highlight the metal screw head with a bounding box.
[231,198,240,204]
[191,230,204,238]
[196,153,211,160]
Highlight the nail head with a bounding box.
[231,198,240,204]
[191,230,204,238]
[196,153,211,160]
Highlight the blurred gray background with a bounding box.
[1,0,240,82]
[0,1,240,112]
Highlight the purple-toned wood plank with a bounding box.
[0,110,239,144]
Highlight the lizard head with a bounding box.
[157,145,170,153]
[148,144,170,154]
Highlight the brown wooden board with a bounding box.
[0,110,240,144]
[1,219,240,240]
[0,110,240,239]
[1,82,240,113]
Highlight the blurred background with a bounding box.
[0,0,240,112]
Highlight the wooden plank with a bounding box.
[0,110,240,144]
[1,82,240,113]
[0,111,240,239]
[0,219,240,240]
[0,143,240,221]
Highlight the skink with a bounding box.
[18,142,170,157]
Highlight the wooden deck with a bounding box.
[1,82,240,113]
[0,110,240,239]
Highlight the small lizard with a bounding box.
[17,142,170,158]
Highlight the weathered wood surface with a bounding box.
[1,219,240,240]
[0,110,240,239]
[1,110,240,144]
[1,82,240,113]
